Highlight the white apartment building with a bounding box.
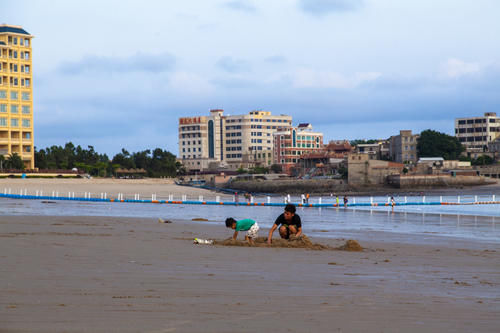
[179,109,292,171]
[455,112,500,157]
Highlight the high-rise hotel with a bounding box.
[0,25,34,169]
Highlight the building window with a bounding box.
[0,104,6,113]
[25,65,30,73]
[24,38,29,47]
[22,92,30,101]
[208,120,214,158]
[0,91,6,99]
[11,105,18,113]
[11,118,19,127]
[0,117,6,126]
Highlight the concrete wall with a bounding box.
[387,174,495,188]
[348,154,404,185]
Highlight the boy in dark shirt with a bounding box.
[267,204,302,244]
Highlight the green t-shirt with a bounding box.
[235,219,256,231]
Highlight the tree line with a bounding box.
[32,142,184,177]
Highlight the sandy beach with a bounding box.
[0,178,233,200]
[1,213,499,332]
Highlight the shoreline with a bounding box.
[1,215,499,332]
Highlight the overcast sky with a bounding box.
[4,0,500,156]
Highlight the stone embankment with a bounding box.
[225,176,500,195]
[387,174,497,189]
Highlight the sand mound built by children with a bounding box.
[213,235,363,251]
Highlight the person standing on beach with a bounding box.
[343,196,348,207]
[267,204,302,244]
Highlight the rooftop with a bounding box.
[0,25,31,36]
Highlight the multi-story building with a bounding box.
[273,123,323,175]
[455,112,500,158]
[179,109,291,171]
[389,130,419,164]
[0,25,34,169]
[354,140,390,160]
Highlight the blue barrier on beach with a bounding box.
[1,193,499,207]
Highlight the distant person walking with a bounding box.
[343,196,348,207]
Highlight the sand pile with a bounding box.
[213,236,363,252]
[337,239,363,251]
[214,235,331,250]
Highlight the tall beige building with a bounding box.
[389,130,419,164]
[179,109,292,171]
[0,24,34,169]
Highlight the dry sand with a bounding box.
[0,178,232,200]
[1,214,499,332]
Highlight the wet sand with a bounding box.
[1,215,499,332]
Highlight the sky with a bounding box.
[3,0,500,157]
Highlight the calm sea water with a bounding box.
[1,197,499,243]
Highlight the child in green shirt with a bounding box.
[225,217,259,245]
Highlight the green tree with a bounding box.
[270,164,282,173]
[417,130,464,160]
[6,153,25,170]
[338,166,348,179]
[249,166,269,174]
[350,139,377,146]
[236,167,247,174]
[471,155,495,166]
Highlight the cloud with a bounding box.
[264,55,287,64]
[298,0,364,16]
[222,0,256,13]
[440,58,481,79]
[291,68,381,89]
[216,56,252,73]
[58,52,176,75]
